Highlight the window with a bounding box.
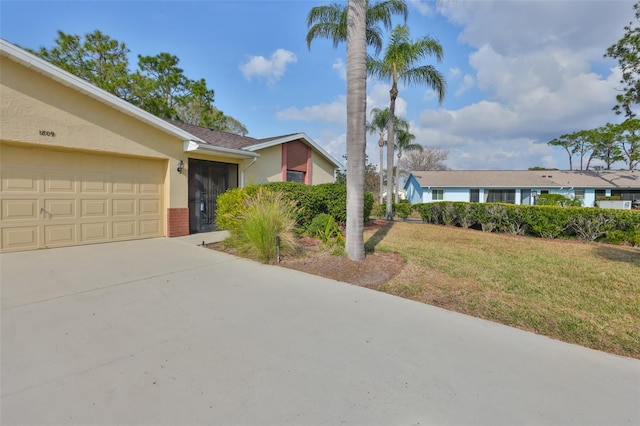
[432,189,444,200]
[611,189,640,200]
[595,189,606,200]
[286,170,305,183]
[486,189,516,204]
[574,189,585,201]
[469,189,480,203]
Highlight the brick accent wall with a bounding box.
[167,208,189,237]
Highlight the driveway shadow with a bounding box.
[592,245,640,266]
[364,221,394,253]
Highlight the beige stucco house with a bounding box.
[0,39,340,252]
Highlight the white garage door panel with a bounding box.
[1,144,165,252]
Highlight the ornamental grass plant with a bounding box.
[231,189,299,263]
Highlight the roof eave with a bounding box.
[245,133,342,169]
[183,141,259,159]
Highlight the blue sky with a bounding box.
[0,0,635,170]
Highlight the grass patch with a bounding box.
[370,222,640,358]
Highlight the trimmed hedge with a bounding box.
[411,202,640,246]
[216,182,374,232]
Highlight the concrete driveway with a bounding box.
[1,236,638,425]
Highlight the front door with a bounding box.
[188,159,237,233]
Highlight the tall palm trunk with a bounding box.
[395,151,401,204]
[385,79,398,220]
[379,136,384,203]
[345,0,366,261]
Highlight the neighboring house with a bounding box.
[405,170,640,207]
[0,39,340,253]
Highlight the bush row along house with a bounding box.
[404,170,640,207]
[0,39,340,253]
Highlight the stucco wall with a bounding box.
[311,151,337,184]
[245,144,282,185]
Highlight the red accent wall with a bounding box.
[282,141,312,184]
[167,208,189,237]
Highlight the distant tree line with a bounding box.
[30,30,248,135]
[547,120,639,170]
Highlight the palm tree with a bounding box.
[345,0,367,261]
[394,128,420,203]
[306,0,408,54]
[366,107,408,203]
[368,24,446,219]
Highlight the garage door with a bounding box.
[1,143,165,253]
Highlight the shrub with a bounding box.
[536,193,582,207]
[503,205,530,235]
[473,203,507,232]
[568,211,614,242]
[231,189,299,263]
[374,203,387,218]
[306,213,341,244]
[216,182,374,232]
[216,186,261,233]
[440,202,457,226]
[453,203,476,228]
[394,202,412,220]
[526,206,571,239]
[413,203,432,223]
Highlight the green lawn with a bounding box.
[366,221,640,359]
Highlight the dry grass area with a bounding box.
[366,221,640,359]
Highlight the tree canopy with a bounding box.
[306,0,408,54]
[605,1,640,118]
[547,121,640,170]
[32,30,248,135]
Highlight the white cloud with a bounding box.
[276,96,346,124]
[455,74,474,97]
[367,82,407,118]
[404,0,632,170]
[408,0,433,16]
[332,58,346,80]
[239,48,297,86]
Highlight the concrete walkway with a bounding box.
[1,236,638,425]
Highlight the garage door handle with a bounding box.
[40,207,45,214]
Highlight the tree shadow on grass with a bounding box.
[592,245,640,266]
[364,221,394,254]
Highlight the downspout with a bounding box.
[240,157,258,188]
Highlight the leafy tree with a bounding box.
[33,30,248,135]
[345,0,367,260]
[366,107,408,202]
[588,124,624,169]
[34,30,131,98]
[306,0,408,54]
[394,127,420,202]
[223,115,249,136]
[398,147,449,173]
[573,130,596,170]
[547,133,577,170]
[367,24,446,219]
[132,53,210,120]
[605,1,640,118]
[618,118,640,169]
